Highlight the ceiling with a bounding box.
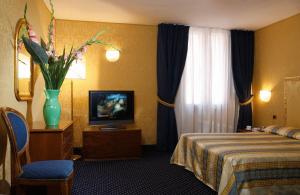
[44,0,300,30]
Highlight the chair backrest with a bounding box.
[0,124,10,195]
[0,107,31,181]
[0,114,7,179]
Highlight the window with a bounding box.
[184,28,232,105]
[175,27,237,134]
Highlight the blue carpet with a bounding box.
[73,151,216,195]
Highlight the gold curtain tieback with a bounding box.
[239,95,253,106]
[157,96,175,108]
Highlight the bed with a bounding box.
[171,127,300,195]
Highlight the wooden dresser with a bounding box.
[29,121,74,161]
[83,126,141,160]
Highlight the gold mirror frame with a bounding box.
[14,18,34,101]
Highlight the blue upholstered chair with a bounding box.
[0,107,74,195]
[0,114,10,195]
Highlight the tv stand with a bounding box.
[100,127,119,131]
[83,126,141,159]
[100,124,126,131]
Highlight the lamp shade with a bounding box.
[66,58,86,80]
[259,90,271,102]
[105,49,120,62]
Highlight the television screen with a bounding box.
[89,91,134,125]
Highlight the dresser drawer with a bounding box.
[83,129,141,159]
[29,121,74,161]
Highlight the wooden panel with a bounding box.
[284,76,300,127]
[83,128,141,159]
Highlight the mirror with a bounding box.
[14,18,34,101]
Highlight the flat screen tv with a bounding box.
[89,90,134,126]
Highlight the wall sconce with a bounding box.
[259,90,271,102]
[106,49,120,62]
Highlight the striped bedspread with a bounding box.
[171,132,300,195]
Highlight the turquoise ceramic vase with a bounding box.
[43,89,61,127]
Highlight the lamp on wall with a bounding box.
[105,49,120,62]
[259,90,271,102]
[66,58,86,120]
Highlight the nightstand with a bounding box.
[29,121,74,161]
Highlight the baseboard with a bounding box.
[73,144,158,156]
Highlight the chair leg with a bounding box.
[68,177,73,194]
[60,182,69,195]
[15,185,25,195]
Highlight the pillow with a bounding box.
[263,125,300,140]
[262,125,281,133]
[277,126,300,139]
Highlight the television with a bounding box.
[89,90,134,126]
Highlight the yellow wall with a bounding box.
[55,20,158,146]
[253,13,300,127]
[0,0,50,183]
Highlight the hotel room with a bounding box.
[1,0,300,194]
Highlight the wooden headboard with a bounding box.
[284,76,300,127]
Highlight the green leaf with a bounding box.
[41,38,47,50]
[92,30,106,40]
[22,36,54,89]
[24,3,28,20]
[22,36,49,65]
[56,47,74,89]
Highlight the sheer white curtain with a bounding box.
[175,27,238,135]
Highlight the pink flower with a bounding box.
[28,25,39,44]
[48,44,54,52]
[74,51,83,60]
[48,19,55,45]
[46,50,54,57]
[49,26,53,35]
[46,43,56,58]
[50,35,54,43]
[81,45,88,53]
[17,40,23,52]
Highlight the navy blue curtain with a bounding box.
[231,30,254,130]
[156,23,189,152]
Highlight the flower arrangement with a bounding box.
[22,0,107,89]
